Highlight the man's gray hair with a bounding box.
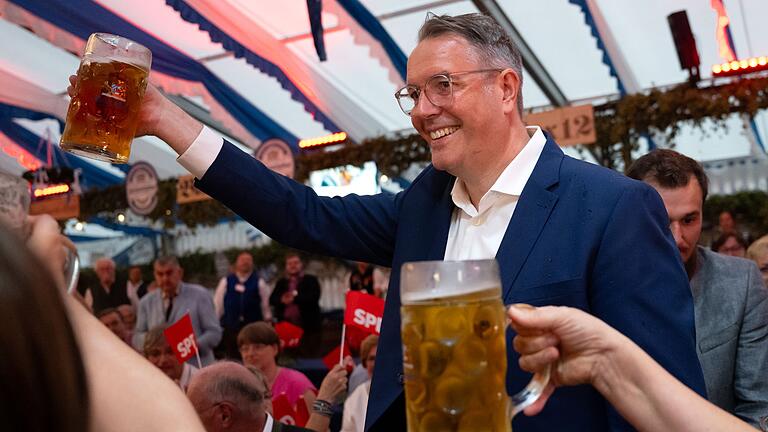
[207,375,264,419]
[154,255,180,268]
[418,13,524,115]
[94,257,115,270]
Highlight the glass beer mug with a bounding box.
[0,172,79,294]
[61,33,152,163]
[400,260,550,431]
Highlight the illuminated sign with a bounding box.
[33,183,70,198]
[712,56,768,77]
[299,132,348,149]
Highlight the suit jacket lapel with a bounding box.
[425,175,456,260]
[498,138,562,303]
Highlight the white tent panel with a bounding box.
[97,0,224,59]
[499,0,619,100]
[0,19,79,94]
[287,31,411,133]
[667,115,753,162]
[375,0,478,57]
[205,55,332,140]
[231,0,339,40]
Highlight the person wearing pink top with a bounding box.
[238,322,317,412]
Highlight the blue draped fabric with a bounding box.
[165,0,340,134]
[10,0,299,149]
[0,103,65,131]
[0,101,132,178]
[568,0,626,96]
[68,234,123,243]
[0,117,123,188]
[88,216,165,236]
[336,0,407,81]
[306,0,328,61]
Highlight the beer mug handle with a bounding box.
[509,363,551,417]
[63,245,80,295]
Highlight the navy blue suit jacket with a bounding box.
[196,137,706,431]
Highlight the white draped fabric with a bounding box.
[182,0,400,141]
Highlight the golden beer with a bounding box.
[61,34,151,163]
[401,287,511,432]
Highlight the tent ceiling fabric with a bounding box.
[0,0,766,181]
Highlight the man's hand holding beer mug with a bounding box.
[65,33,202,163]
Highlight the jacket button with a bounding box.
[397,372,404,385]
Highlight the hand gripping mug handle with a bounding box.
[63,243,80,295]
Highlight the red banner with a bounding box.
[272,393,296,425]
[295,395,310,427]
[274,321,304,349]
[343,291,384,335]
[163,313,197,364]
[322,343,352,370]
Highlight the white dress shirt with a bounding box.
[263,412,274,432]
[444,126,546,260]
[213,272,273,321]
[178,126,547,262]
[126,279,143,309]
[341,380,370,432]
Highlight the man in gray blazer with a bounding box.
[628,149,768,427]
[133,256,222,365]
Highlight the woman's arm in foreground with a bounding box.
[508,305,756,432]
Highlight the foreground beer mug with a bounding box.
[61,33,151,163]
[400,260,550,431]
[0,172,79,294]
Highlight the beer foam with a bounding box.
[85,55,149,72]
[400,260,501,304]
[401,283,498,303]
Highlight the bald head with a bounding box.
[187,362,267,432]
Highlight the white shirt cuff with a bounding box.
[176,126,224,179]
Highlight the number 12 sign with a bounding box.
[524,104,596,147]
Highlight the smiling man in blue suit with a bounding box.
[94,12,706,431]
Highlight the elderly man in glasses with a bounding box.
[78,12,706,432]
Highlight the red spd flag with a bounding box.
[163,313,198,364]
[322,343,352,370]
[272,393,297,425]
[344,291,384,335]
[294,395,310,426]
[274,321,304,349]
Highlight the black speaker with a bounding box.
[667,11,701,71]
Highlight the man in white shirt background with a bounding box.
[126,265,150,309]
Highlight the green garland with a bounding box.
[80,178,235,228]
[79,76,768,228]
